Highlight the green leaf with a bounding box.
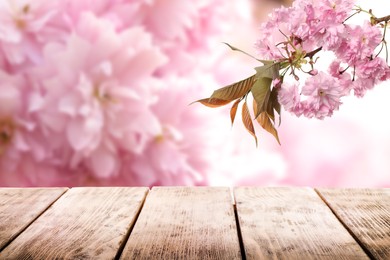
[230,99,241,126]
[255,62,280,79]
[242,101,257,146]
[251,77,272,118]
[210,74,256,101]
[257,112,281,145]
[193,98,232,108]
[223,42,272,64]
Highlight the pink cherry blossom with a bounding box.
[34,15,167,178]
[0,0,246,187]
[356,57,390,82]
[279,72,344,119]
[256,0,356,60]
[336,22,382,65]
[0,0,60,67]
[328,60,352,95]
[125,77,213,186]
[301,72,343,118]
[254,0,390,121]
[278,82,302,114]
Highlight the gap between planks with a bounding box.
[0,188,69,252]
[1,187,150,259]
[124,187,245,260]
[233,203,247,260]
[314,189,376,260]
[119,187,242,259]
[229,187,247,260]
[234,187,368,259]
[114,188,150,260]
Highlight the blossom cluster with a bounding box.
[0,0,235,186]
[256,0,390,119]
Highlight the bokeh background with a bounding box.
[0,0,389,187]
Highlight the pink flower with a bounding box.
[0,0,59,67]
[293,0,355,17]
[316,0,355,24]
[0,12,168,183]
[279,72,345,119]
[356,57,390,82]
[125,72,225,185]
[351,78,375,98]
[255,38,285,60]
[278,82,302,114]
[328,60,352,95]
[137,0,232,75]
[0,71,72,187]
[0,71,25,156]
[336,22,382,65]
[328,57,390,98]
[36,16,166,178]
[317,24,345,51]
[301,72,343,119]
[256,0,356,61]
[56,0,141,31]
[255,1,388,121]
[0,0,244,187]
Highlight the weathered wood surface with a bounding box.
[120,187,241,260]
[0,188,67,251]
[317,188,390,260]
[234,187,369,259]
[0,187,148,259]
[1,187,388,259]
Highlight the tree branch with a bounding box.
[305,47,322,59]
[374,15,390,24]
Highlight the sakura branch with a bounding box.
[374,15,390,24]
[196,0,390,145]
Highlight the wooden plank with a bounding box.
[120,187,241,259]
[317,188,390,260]
[0,187,148,259]
[234,187,369,260]
[0,188,67,251]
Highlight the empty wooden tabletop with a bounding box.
[0,187,388,259]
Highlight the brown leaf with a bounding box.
[269,87,281,126]
[193,98,232,108]
[230,99,241,125]
[266,88,276,123]
[242,101,257,146]
[253,99,258,118]
[211,74,256,101]
[257,112,281,145]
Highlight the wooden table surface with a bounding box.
[0,187,389,259]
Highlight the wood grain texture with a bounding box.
[317,188,390,260]
[120,187,241,260]
[0,188,67,251]
[0,187,148,259]
[234,187,369,260]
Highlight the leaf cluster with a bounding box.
[194,46,282,146]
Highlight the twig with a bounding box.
[374,15,390,24]
[305,47,323,59]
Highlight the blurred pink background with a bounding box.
[0,0,389,187]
